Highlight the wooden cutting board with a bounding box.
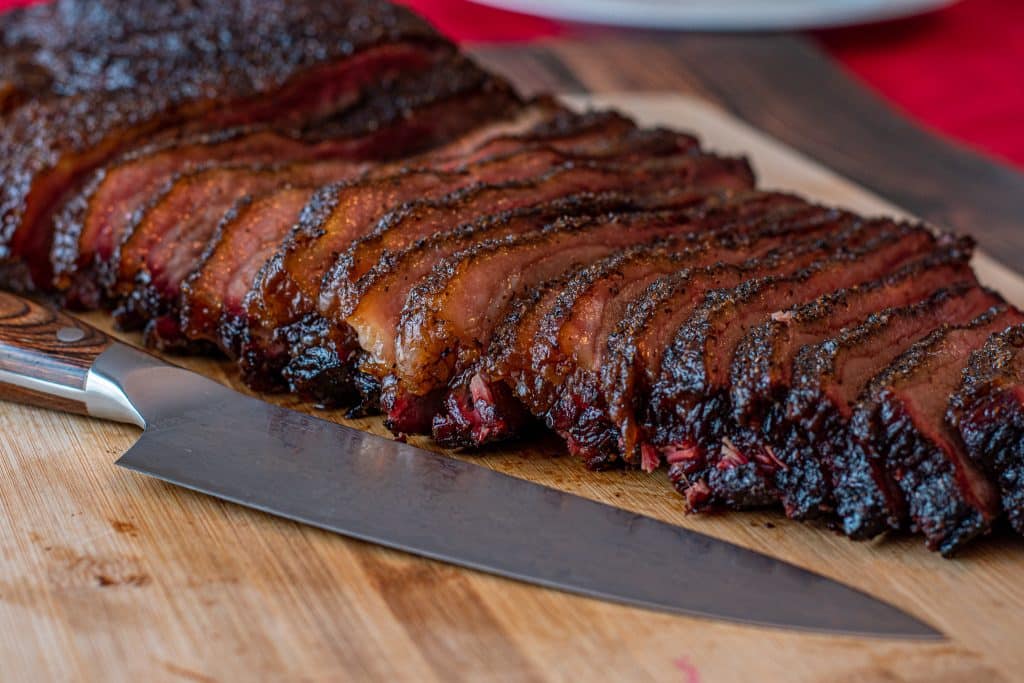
[3,37,1023,683]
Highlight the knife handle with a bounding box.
[0,290,114,417]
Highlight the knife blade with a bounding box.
[0,292,940,639]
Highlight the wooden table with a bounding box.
[2,36,1023,682]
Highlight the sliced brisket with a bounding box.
[0,34,465,290]
[850,305,1023,554]
[781,285,1003,540]
[727,242,977,518]
[433,193,822,450]
[52,60,522,308]
[241,150,754,392]
[319,128,706,322]
[948,324,1024,536]
[388,202,815,435]
[107,161,367,332]
[650,223,938,506]
[337,191,712,405]
[590,212,869,470]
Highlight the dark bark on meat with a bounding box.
[0,0,460,289]
[948,323,1024,535]
[0,0,441,107]
[243,149,753,400]
[52,59,518,308]
[598,214,868,474]
[781,285,1003,540]
[434,193,818,451]
[726,241,978,518]
[652,223,938,510]
[851,305,1023,554]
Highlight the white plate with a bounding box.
[474,0,958,31]
[562,92,1024,306]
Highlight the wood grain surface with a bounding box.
[0,290,111,415]
[2,36,1023,683]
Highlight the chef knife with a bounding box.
[0,291,940,639]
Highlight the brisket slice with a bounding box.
[0,37,464,291]
[0,0,442,108]
[851,305,1023,555]
[52,60,522,308]
[333,191,713,409]
[948,324,1024,535]
[320,127,704,321]
[177,190,317,356]
[107,161,368,331]
[240,150,754,392]
[782,285,1003,540]
[727,242,977,519]
[651,223,938,497]
[387,203,810,436]
[285,150,744,405]
[433,193,821,449]
[585,213,865,469]
[173,103,636,357]
[121,109,630,346]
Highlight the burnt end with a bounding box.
[283,346,365,408]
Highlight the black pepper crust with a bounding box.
[785,284,1000,540]
[730,237,977,430]
[726,240,978,520]
[427,192,719,449]
[0,0,459,287]
[51,53,513,306]
[948,323,1024,535]
[568,205,835,469]
[600,210,863,470]
[517,194,824,461]
[653,222,937,507]
[259,151,753,405]
[290,191,692,408]
[388,196,759,433]
[104,62,515,343]
[321,124,704,319]
[851,305,1019,555]
[0,0,443,107]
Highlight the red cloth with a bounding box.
[398,0,1024,170]
[0,0,1019,169]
